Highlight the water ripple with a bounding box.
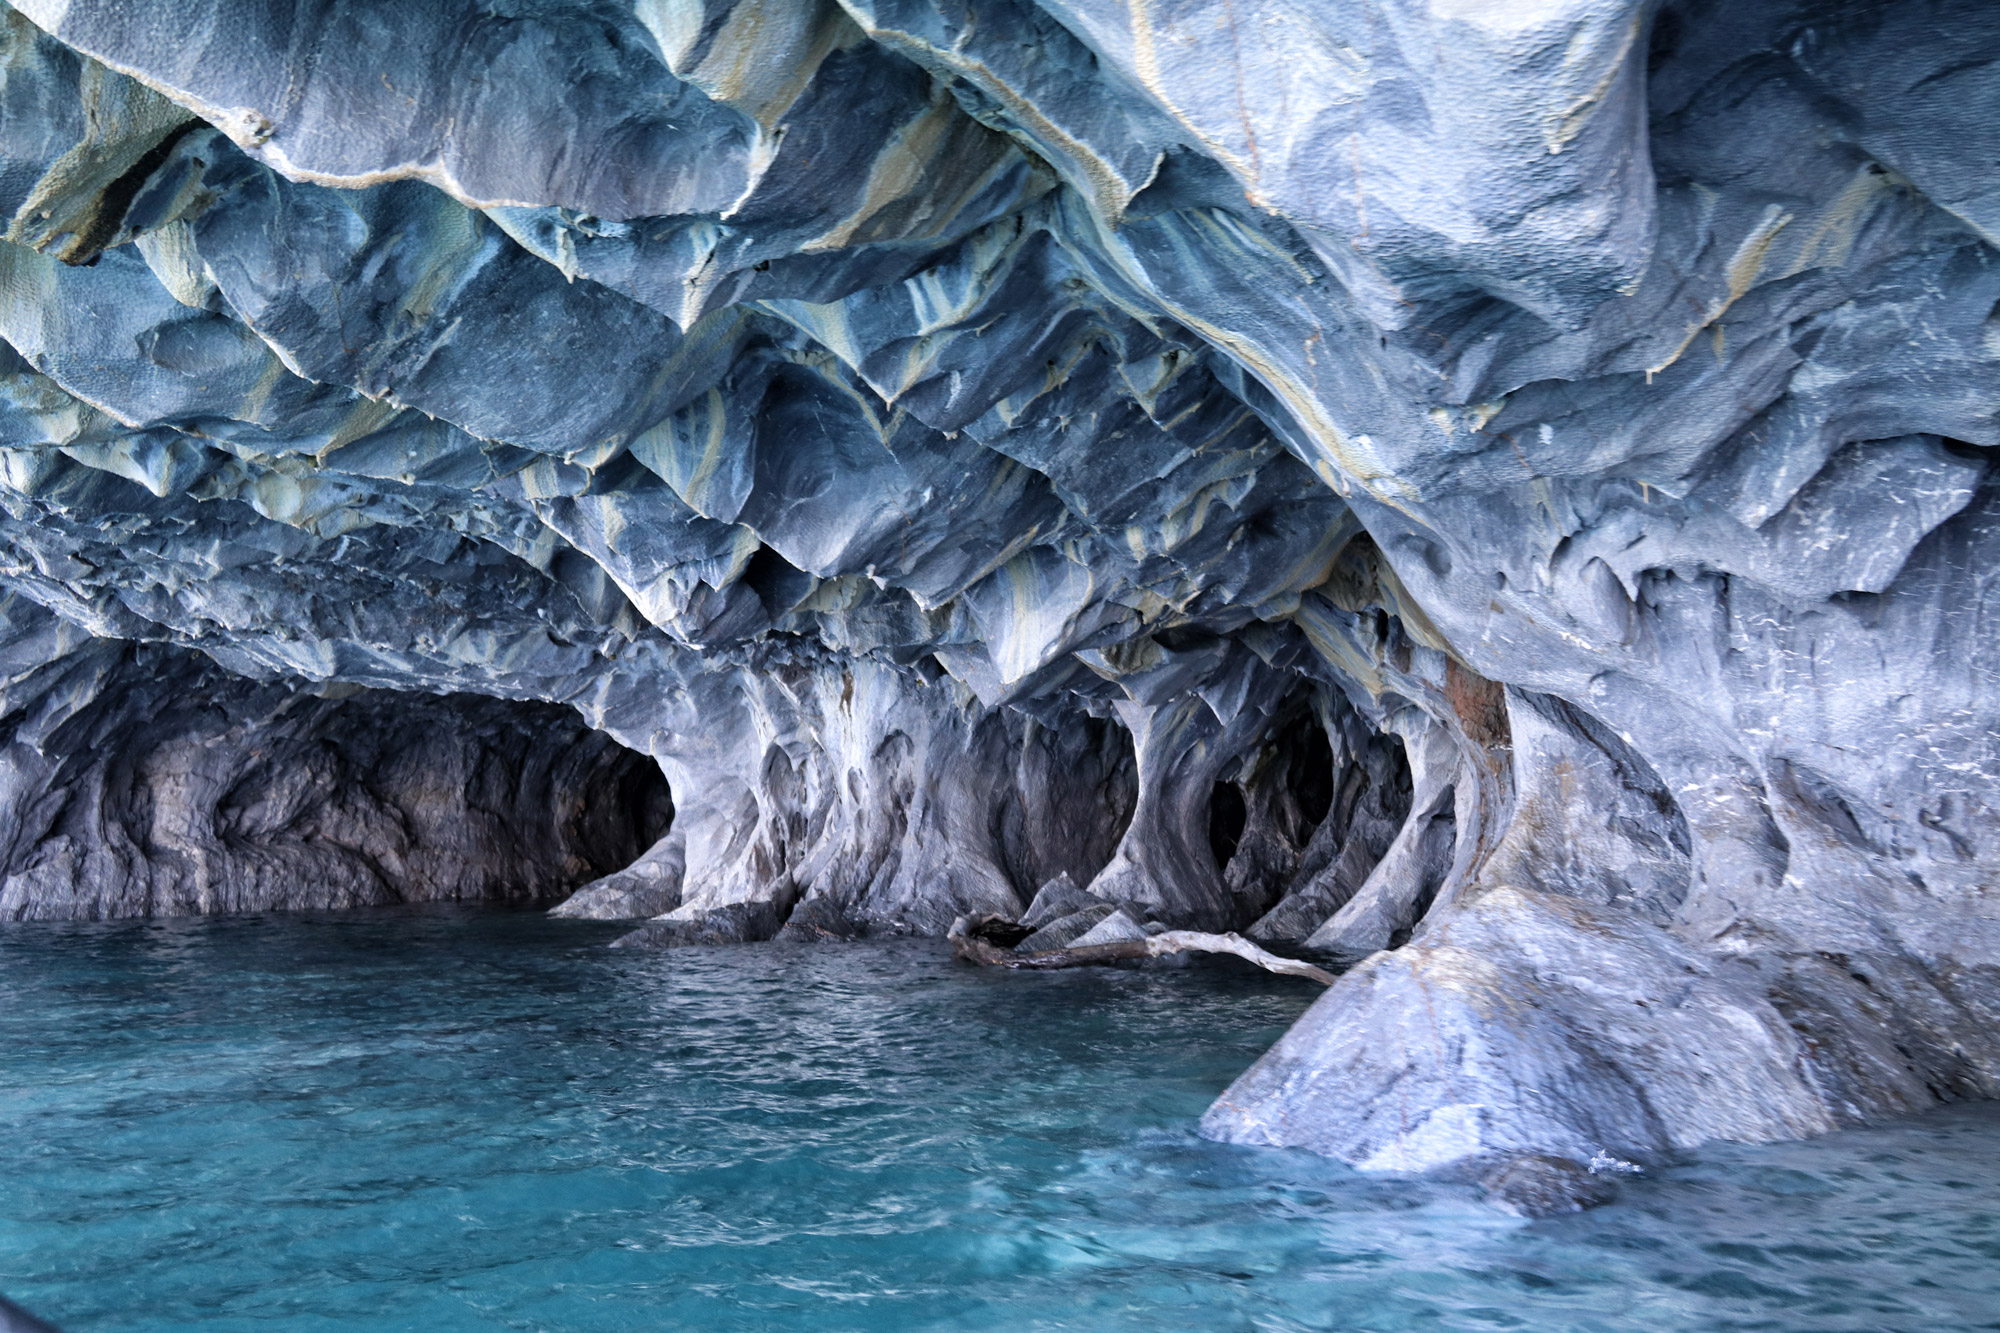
[2,907,1997,1332]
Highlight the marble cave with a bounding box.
[1,0,1999,1234]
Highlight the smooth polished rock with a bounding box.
[550,829,687,920]
[1019,873,1098,930]
[1065,907,1152,949]
[1015,904,1118,954]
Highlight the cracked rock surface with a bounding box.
[0,0,1995,1178]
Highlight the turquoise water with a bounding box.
[3,909,1998,1332]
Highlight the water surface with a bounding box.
[3,908,1997,1331]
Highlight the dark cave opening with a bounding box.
[1208,780,1249,871]
[561,736,675,889]
[227,686,683,906]
[238,686,684,908]
[0,645,679,920]
[345,689,679,903]
[1288,723,1337,831]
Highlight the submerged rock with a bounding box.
[0,0,1994,1180]
[613,900,791,948]
[1477,1156,1622,1220]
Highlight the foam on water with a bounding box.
[2,907,1997,1332]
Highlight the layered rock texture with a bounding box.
[0,0,1995,1179]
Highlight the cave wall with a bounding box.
[0,0,1995,1177]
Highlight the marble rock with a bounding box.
[1064,906,1153,948]
[1019,872,1097,930]
[0,1293,59,1333]
[1476,1155,1622,1220]
[1015,902,1117,953]
[0,0,1994,1181]
[548,828,687,920]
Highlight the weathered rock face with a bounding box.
[0,0,1995,1179]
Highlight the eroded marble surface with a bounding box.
[0,0,1995,1179]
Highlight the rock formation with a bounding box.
[0,0,1995,1182]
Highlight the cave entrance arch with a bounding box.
[1,648,675,921]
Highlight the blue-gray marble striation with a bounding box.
[0,0,1995,1185]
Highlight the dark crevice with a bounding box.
[1290,723,1336,831]
[64,118,203,265]
[1208,780,1247,872]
